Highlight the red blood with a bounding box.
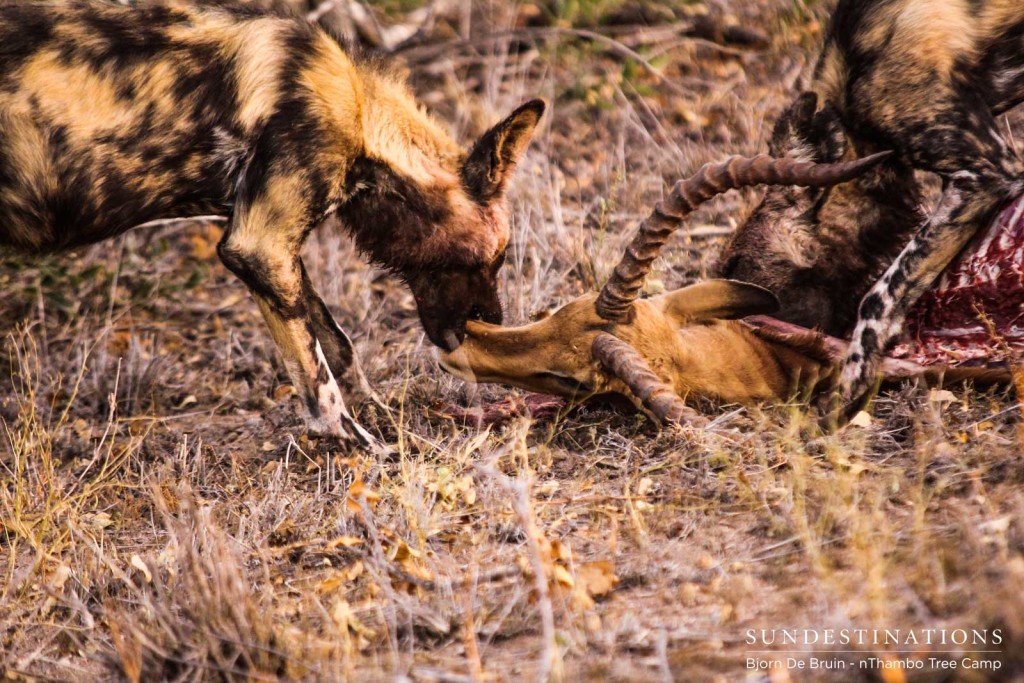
[436,393,565,427]
[891,194,1024,366]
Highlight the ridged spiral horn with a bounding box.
[591,332,695,425]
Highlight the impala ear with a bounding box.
[658,280,779,324]
[462,99,545,202]
[769,91,849,164]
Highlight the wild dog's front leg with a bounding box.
[301,265,380,406]
[249,295,376,447]
[830,88,1024,423]
[218,203,378,449]
[836,165,1023,420]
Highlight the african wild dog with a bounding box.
[718,98,922,338]
[0,2,544,448]
[718,0,1024,422]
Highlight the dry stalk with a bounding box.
[458,581,484,682]
[475,461,562,683]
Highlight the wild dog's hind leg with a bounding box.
[218,184,378,449]
[836,106,1024,419]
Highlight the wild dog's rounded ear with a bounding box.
[658,279,779,324]
[347,155,395,196]
[462,99,546,202]
[769,92,817,156]
[770,92,848,164]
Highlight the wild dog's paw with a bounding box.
[814,390,848,433]
[814,360,881,433]
[307,413,391,457]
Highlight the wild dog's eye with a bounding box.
[489,249,507,275]
[531,372,592,394]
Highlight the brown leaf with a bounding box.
[273,384,297,402]
[325,535,364,550]
[108,619,142,683]
[548,538,571,563]
[318,561,364,595]
[130,555,152,584]
[346,477,380,514]
[552,564,574,590]
[575,560,618,599]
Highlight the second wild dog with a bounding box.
[718,0,1024,422]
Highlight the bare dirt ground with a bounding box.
[3,1,1024,681]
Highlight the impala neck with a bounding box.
[669,322,831,403]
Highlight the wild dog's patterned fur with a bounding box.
[0,2,543,446]
[720,0,1024,419]
[719,94,925,337]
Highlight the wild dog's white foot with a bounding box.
[306,408,379,451]
[308,342,388,455]
[837,330,883,405]
[307,405,389,457]
[827,237,916,427]
[817,312,891,431]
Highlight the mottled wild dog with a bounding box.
[718,0,1024,422]
[0,2,544,447]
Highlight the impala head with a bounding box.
[440,152,890,423]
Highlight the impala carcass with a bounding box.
[439,155,1012,425]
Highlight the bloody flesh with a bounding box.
[891,193,1024,366]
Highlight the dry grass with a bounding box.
[3,1,1024,681]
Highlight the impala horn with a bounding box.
[594,152,891,321]
[591,151,891,424]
